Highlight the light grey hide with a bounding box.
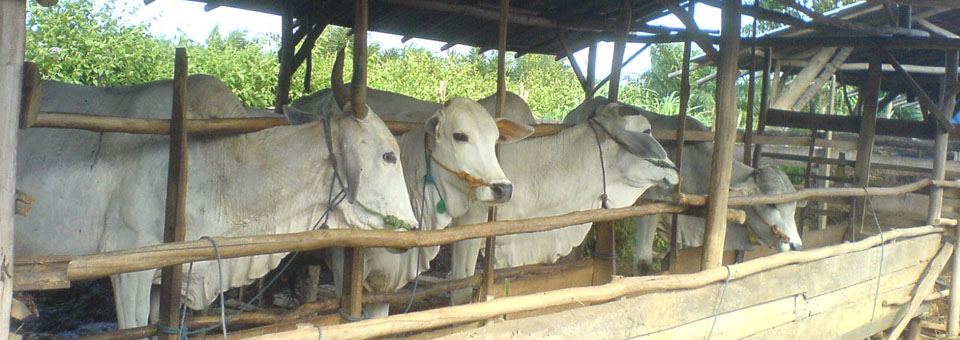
[15,75,416,329]
[448,100,679,305]
[565,97,804,273]
[290,88,533,317]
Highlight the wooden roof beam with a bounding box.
[659,0,719,62]
[866,0,960,8]
[747,36,960,49]
[881,48,955,132]
[383,0,608,32]
[774,0,930,37]
[915,18,960,38]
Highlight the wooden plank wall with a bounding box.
[435,232,944,340]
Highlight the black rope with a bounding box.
[587,119,610,209]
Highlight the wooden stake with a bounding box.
[888,241,954,340]
[701,0,741,270]
[848,49,882,242]
[0,0,26,336]
[607,0,631,101]
[158,48,189,340]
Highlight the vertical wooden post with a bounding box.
[743,21,757,165]
[929,50,956,225]
[818,75,836,230]
[701,0,741,271]
[586,41,597,100]
[848,49,882,241]
[480,0,509,305]
[668,8,694,272]
[941,50,960,337]
[351,0,368,119]
[341,247,364,320]
[593,0,631,285]
[275,11,294,113]
[752,47,773,169]
[0,0,26,336]
[158,48,189,340]
[607,0,631,101]
[341,0,369,320]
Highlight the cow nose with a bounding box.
[490,183,513,202]
[790,242,803,251]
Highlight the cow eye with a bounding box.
[453,132,469,142]
[382,151,398,164]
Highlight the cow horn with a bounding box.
[332,48,349,111]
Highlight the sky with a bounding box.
[129,0,743,78]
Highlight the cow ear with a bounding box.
[334,129,363,203]
[495,117,534,144]
[424,113,440,138]
[729,173,758,194]
[283,105,321,125]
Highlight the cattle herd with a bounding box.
[13,49,803,328]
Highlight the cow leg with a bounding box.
[449,238,483,305]
[633,214,659,275]
[110,269,157,329]
[365,303,390,318]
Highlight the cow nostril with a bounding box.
[791,242,803,251]
[491,183,513,200]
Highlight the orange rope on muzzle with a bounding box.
[429,153,489,203]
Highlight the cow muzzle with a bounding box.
[476,181,514,205]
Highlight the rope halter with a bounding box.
[429,153,489,201]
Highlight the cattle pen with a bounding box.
[4,1,960,340]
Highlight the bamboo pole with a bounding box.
[0,0,25,336]
[158,48,189,340]
[848,49,883,242]
[701,0,741,270]
[244,226,947,340]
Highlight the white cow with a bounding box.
[448,100,679,305]
[289,50,534,317]
[565,97,804,273]
[15,74,417,329]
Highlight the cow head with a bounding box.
[424,98,534,216]
[731,166,803,252]
[589,102,679,207]
[281,50,417,232]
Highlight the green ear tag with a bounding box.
[436,200,446,214]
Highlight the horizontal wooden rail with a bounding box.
[677,179,960,207]
[244,226,948,340]
[20,203,688,283]
[78,260,591,340]
[17,179,958,288]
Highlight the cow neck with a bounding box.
[397,128,454,232]
[587,118,610,209]
[423,134,489,204]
